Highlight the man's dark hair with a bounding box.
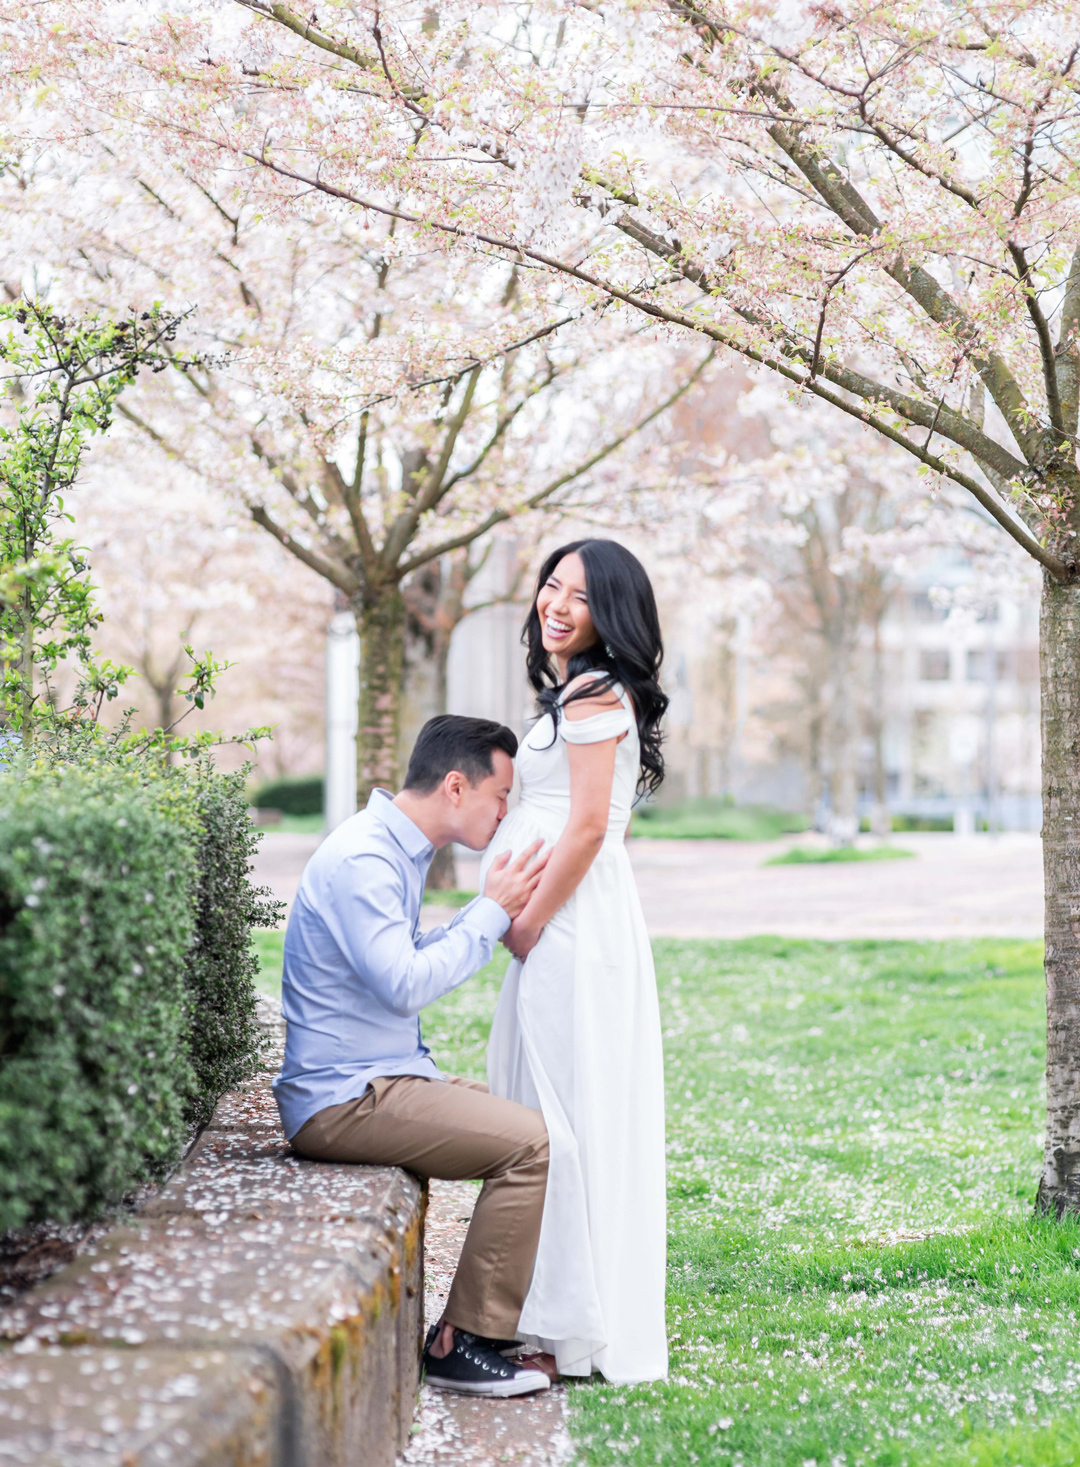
[403,715,518,793]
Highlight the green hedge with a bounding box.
[185,769,279,1127]
[0,761,280,1232]
[250,774,323,816]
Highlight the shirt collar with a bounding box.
[367,788,434,863]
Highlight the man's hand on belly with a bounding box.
[483,840,548,920]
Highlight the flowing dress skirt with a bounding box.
[483,804,668,1384]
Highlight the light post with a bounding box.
[325,608,360,832]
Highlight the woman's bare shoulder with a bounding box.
[562,673,625,720]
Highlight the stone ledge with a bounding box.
[0,1005,425,1466]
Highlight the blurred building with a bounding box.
[324,536,1043,834]
[875,587,1040,832]
[652,577,1042,832]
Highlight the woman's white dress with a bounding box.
[479,686,668,1384]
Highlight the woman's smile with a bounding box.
[536,553,598,669]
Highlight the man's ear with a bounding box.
[443,769,468,805]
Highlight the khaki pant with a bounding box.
[290,1076,548,1339]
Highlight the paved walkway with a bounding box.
[624,830,1043,940]
[399,1180,572,1467]
[253,830,1043,941]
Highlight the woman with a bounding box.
[479,538,669,1385]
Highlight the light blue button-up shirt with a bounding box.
[272,789,510,1139]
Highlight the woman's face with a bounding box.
[536,552,599,664]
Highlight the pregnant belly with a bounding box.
[480,801,568,883]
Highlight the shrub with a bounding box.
[0,767,197,1231]
[891,813,955,832]
[250,774,323,817]
[0,758,281,1231]
[185,767,280,1127]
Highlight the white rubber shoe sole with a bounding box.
[424,1366,551,1397]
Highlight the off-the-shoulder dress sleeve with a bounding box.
[559,703,634,745]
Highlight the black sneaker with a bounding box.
[475,1334,522,1357]
[422,1328,550,1397]
[424,1324,520,1357]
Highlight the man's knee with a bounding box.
[517,1109,549,1172]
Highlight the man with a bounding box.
[273,715,552,1398]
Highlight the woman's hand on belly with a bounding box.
[503,916,542,961]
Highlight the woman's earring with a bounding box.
[605,643,616,659]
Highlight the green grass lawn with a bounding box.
[253,931,1074,1466]
[253,927,287,996]
[631,800,810,840]
[765,845,916,866]
[262,812,324,834]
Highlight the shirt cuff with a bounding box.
[457,894,512,941]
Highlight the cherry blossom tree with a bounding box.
[172,0,1071,1217]
[0,112,712,807]
[12,0,1080,1208]
[76,458,330,773]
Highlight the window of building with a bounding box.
[965,649,1011,681]
[919,649,951,681]
[911,592,948,623]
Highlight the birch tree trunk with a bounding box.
[355,587,406,808]
[1037,570,1080,1213]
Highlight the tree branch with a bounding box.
[600,202,1032,485]
[216,146,1062,573]
[115,401,198,469]
[420,364,482,511]
[581,172,1030,479]
[395,347,717,576]
[382,364,482,567]
[764,115,1044,462]
[856,109,981,210]
[234,1,376,71]
[320,450,378,567]
[250,503,360,593]
[440,364,559,494]
[1007,239,1065,434]
[791,371,1068,578]
[248,433,356,564]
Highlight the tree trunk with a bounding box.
[424,576,458,891]
[824,643,859,845]
[400,555,472,892]
[870,620,890,840]
[829,723,859,844]
[1037,571,1080,1214]
[149,677,179,766]
[355,586,406,808]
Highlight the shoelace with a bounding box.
[457,1339,511,1377]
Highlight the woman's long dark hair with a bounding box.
[524,538,668,797]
